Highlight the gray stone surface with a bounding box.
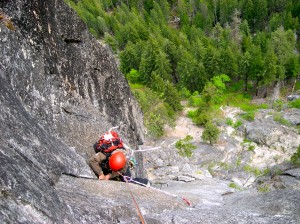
[244,118,300,151]
[0,0,144,223]
[54,174,300,224]
[284,168,300,180]
[1,0,300,223]
[283,108,300,125]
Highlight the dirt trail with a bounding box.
[164,101,204,140]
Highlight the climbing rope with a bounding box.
[111,127,192,207]
[118,172,147,224]
[119,173,192,207]
[121,143,192,207]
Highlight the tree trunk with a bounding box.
[255,79,259,96]
[272,81,280,101]
[244,73,248,92]
[265,85,268,98]
[292,78,297,93]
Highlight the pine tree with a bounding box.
[202,122,220,145]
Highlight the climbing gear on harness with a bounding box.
[129,158,137,169]
[109,151,126,171]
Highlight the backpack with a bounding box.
[96,131,124,153]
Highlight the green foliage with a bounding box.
[179,87,191,99]
[211,74,231,91]
[193,111,211,126]
[243,165,262,176]
[202,122,220,145]
[126,69,141,84]
[291,145,300,166]
[130,84,175,138]
[220,162,234,170]
[66,0,300,138]
[272,100,285,111]
[243,139,252,143]
[67,1,300,98]
[161,81,183,112]
[295,81,300,91]
[236,156,242,167]
[104,32,118,52]
[273,112,291,126]
[248,145,255,152]
[187,109,197,119]
[258,184,270,193]
[188,91,202,107]
[233,120,243,129]
[175,135,197,157]
[225,118,233,126]
[229,182,242,190]
[150,74,182,112]
[240,111,255,121]
[221,92,268,116]
[147,113,165,138]
[262,168,271,176]
[202,74,230,106]
[289,98,300,109]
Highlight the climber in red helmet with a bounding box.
[89,130,128,180]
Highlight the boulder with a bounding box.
[244,119,300,152]
[283,108,300,125]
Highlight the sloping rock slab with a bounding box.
[283,109,300,125]
[55,175,300,224]
[244,119,299,150]
[224,189,300,224]
[189,143,225,165]
[283,168,300,180]
[55,175,187,224]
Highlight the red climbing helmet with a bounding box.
[109,151,126,171]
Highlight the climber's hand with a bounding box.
[98,174,105,180]
[105,174,110,180]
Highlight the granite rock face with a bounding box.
[0,0,145,222]
[1,1,300,223]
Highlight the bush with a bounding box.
[188,91,202,107]
[273,112,291,126]
[291,145,300,166]
[289,98,300,109]
[175,135,197,157]
[149,74,182,112]
[258,184,270,193]
[179,87,191,99]
[187,106,212,126]
[193,111,211,126]
[104,32,118,53]
[240,111,255,121]
[233,120,243,128]
[272,100,285,111]
[226,118,233,126]
[146,113,164,138]
[229,182,242,190]
[126,69,141,84]
[202,122,220,145]
[243,165,262,176]
[131,85,175,138]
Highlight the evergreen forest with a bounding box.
[65,0,300,138]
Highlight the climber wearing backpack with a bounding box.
[89,130,128,180]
